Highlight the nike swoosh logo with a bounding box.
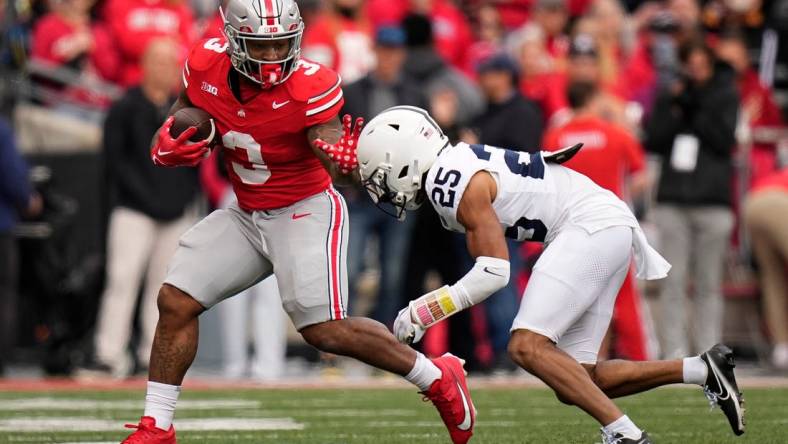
[483,267,504,277]
[707,357,730,400]
[272,100,290,109]
[158,149,173,156]
[292,212,311,220]
[707,355,744,431]
[456,381,472,431]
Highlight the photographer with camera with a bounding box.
[645,39,739,359]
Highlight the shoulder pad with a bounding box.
[544,143,583,164]
[286,59,342,103]
[186,38,229,73]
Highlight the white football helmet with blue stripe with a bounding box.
[357,106,450,220]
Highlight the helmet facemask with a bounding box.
[221,6,304,89]
[362,155,426,221]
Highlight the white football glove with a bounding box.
[393,304,426,345]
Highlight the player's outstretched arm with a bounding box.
[393,171,511,344]
[308,114,363,186]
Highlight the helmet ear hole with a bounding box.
[398,165,409,179]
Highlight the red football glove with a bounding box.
[314,114,364,175]
[151,116,211,167]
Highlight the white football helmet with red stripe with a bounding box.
[221,0,304,88]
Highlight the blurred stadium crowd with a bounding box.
[0,0,787,380]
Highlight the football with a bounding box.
[170,107,217,145]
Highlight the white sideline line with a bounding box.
[0,398,260,410]
[0,417,303,432]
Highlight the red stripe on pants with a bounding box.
[326,188,344,320]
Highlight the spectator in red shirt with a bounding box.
[543,80,651,360]
[30,0,120,111]
[531,0,570,61]
[464,3,506,79]
[31,0,118,81]
[301,0,375,84]
[717,31,785,185]
[513,24,564,119]
[103,0,195,87]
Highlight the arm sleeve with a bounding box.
[409,256,510,328]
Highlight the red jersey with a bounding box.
[31,14,119,82]
[183,38,343,211]
[104,0,195,86]
[543,116,644,198]
[301,13,374,84]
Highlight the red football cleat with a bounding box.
[121,416,176,444]
[422,353,476,444]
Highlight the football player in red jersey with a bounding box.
[122,1,475,443]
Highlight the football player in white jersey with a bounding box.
[351,106,745,444]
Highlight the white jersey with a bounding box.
[424,142,670,280]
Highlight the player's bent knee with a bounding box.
[157,284,204,323]
[300,320,348,354]
[508,329,552,369]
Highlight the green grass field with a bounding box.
[0,386,785,443]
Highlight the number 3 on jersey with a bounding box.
[222,131,271,185]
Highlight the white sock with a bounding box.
[143,381,181,430]
[604,415,642,439]
[404,352,442,391]
[683,356,708,386]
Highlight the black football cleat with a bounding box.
[701,344,745,436]
[600,430,653,444]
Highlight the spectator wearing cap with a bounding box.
[339,26,427,326]
[459,52,543,373]
[463,53,543,153]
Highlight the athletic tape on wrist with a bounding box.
[411,285,458,328]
